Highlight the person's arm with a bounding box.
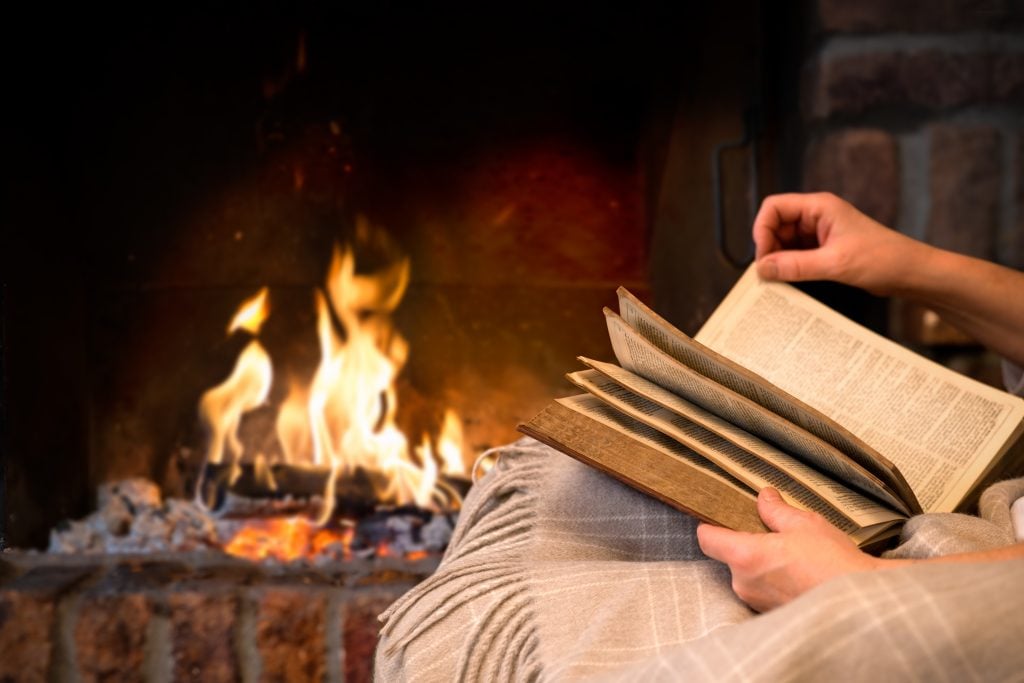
[696,488,1024,613]
[753,192,1024,367]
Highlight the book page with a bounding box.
[570,369,902,533]
[605,309,909,514]
[574,362,905,529]
[617,287,918,512]
[555,394,749,494]
[696,265,1024,512]
[520,400,766,533]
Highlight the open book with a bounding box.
[519,265,1024,549]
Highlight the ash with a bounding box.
[47,479,220,554]
[46,478,456,562]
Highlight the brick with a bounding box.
[992,51,1024,102]
[927,124,1002,259]
[0,566,93,683]
[75,592,152,683]
[343,591,404,683]
[806,49,988,119]
[0,591,54,682]
[168,590,238,682]
[817,0,1024,32]
[255,587,327,682]
[803,129,900,225]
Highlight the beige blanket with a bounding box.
[376,439,1024,681]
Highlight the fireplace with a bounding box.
[0,3,850,680]
[0,7,794,679]
[2,3,804,547]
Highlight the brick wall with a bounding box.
[0,552,429,682]
[801,0,1024,268]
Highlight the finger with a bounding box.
[756,246,835,283]
[697,522,755,563]
[752,194,820,259]
[757,487,816,533]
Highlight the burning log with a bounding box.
[198,462,470,516]
[46,475,458,562]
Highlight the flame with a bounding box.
[276,383,311,464]
[437,408,466,476]
[227,287,270,335]
[199,340,273,466]
[202,220,471,558]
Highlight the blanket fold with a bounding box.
[376,439,1024,682]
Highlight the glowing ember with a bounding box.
[222,516,352,562]
[199,220,469,559]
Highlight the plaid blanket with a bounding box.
[376,438,1024,681]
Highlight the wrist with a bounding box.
[885,238,949,299]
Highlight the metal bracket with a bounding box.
[711,108,760,270]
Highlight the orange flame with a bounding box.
[227,287,270,335]
[202,220,470,558]
[199,340,273,466]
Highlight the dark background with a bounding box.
[2,4,804,548]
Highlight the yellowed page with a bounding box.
[574,362,905,529]
[696,265,1024,512]
[554,394,750,495]
[605,309,908,513]
[571,369,882,533]
[617,286,917,511]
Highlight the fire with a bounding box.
[437,409,465,477]
[199,220,469,558]
[227,287,270,335]
[222,516,352,562]
[199,340,273,467]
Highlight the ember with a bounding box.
[47,477,456,563]
[220,517,352,562]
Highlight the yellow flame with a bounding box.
[276,382,311,464]
[199,340,273,465]
[227,287,270,335]
[202,221,471,536]
[437,409,465,476]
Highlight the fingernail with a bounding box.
[758,259,778,280]
[760,487,780,500]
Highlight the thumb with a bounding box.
[757,488,813,533]
[757,248,834,283]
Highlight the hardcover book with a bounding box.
[519,266,1024,548]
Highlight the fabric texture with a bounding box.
[376,438,1024,681]
[1002,359,1024,397]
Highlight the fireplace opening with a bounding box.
[4,5,801,552]
[0,4,822,680]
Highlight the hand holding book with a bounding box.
[520,192,1024,611]
[696,487,882,613]
[751,192,929,296]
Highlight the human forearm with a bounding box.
[894,247,1024,367]
[884,541,1024,569]
[753,193,1024,366]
